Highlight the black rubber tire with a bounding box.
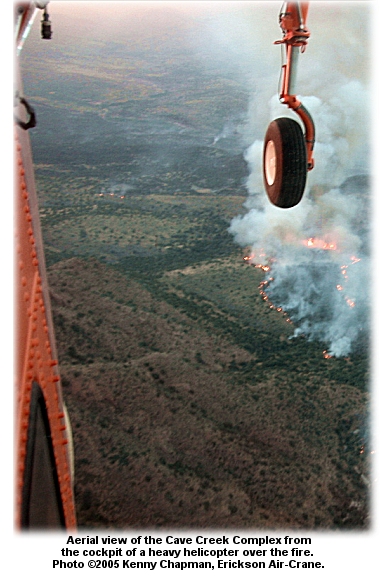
[263,117,307,208]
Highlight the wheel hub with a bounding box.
[264,140,276,186]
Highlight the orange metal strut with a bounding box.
[15,1,76,530]
[15,128,76,530]
[275,2,315,170]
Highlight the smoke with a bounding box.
[228,3,371,357]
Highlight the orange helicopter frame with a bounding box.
[14,1,76,530]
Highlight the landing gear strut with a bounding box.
[263,2,315,208]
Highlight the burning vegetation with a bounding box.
[243,240,363,357]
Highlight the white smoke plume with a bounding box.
[228,3,371,357]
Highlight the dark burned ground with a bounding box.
[48,257,369,529]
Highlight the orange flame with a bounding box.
[303,237,337,250]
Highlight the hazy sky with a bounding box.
[20,1,371,143]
